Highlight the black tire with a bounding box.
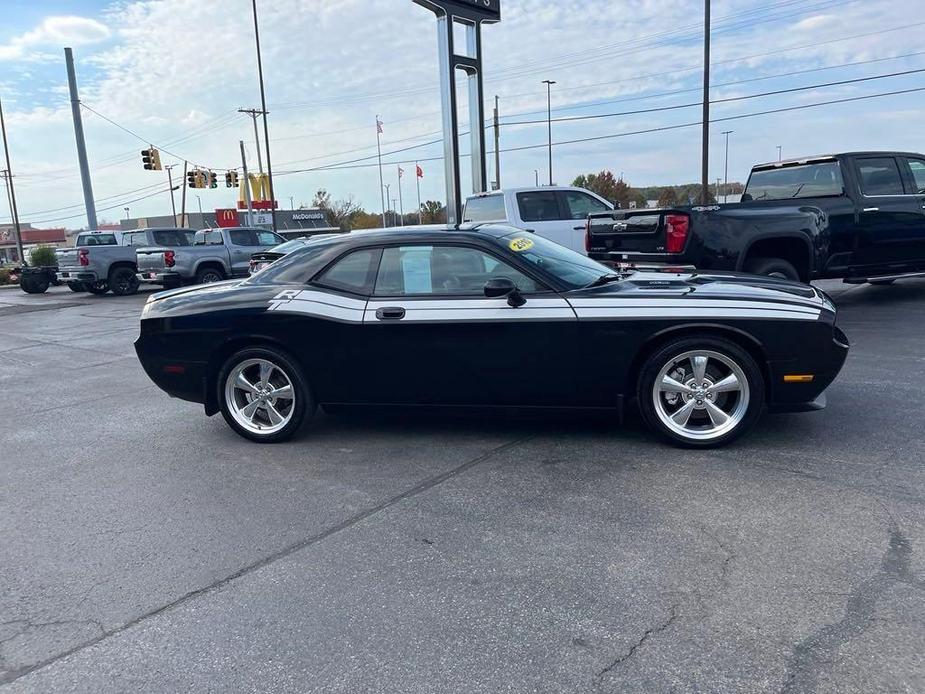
[67,282,87,292]
[637,335,765,448]
[195,266,225,284]
[108,266,139,296]
[85,281,109,295]
[217,346,315,443]
[868,279,895,286]
[20,276,49,294]
[743,257,800,282]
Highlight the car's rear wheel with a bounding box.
[218,347,314,443]
[638,336,764,448]
[743,257,800,282]
[108,267,139,296]
[85,281,109,295]
[196,266,225,284]
[67,282,87,292]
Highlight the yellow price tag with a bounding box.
[509,237,534,252]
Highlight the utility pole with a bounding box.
[777,145,782,162]
[238,108,265,174]
[397,165,404,224]
[700,0,711,205]
[196,195,203,226]
[415,161,422,225]
[240,140,253,225]
[542,80,556,186]
[289,196,294,210]
[376,116,386,228]
[716,177,722,202]
[493,95,501,190]
[0,94,25,265]
[65,47,97,229]
[165,164,178,221]
[534,169,539,187]
[722,130,733,204]
[250,0,276,232]
[383,183,391,227]
[180,161,188,227]
[392,198,398,227]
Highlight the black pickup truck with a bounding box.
[586,151,925,284]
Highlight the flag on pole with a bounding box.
[398,166,404,178]
[416,164,424,178]
[376,117,384,134]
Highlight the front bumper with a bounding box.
[767,326,849,411]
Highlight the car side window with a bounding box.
[857,157,905,196]
[314,249,379,295]
[229,230,254,245]
[564,191,610,219]
[905,159,925,194]
[374,245,543,296]
[517,191,563,222]
[255,231,281,245]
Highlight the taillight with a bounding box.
[584,218,592,252]
[164,250,175,267]
[78,249,89,266]
[665,214,690,254]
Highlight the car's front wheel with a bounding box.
[637,336,764,448]
[217,347,314,442]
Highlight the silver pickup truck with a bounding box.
[136,227,284,287]
[56,228,195,295]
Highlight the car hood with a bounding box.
[141,279,285,318]
[572,269,834,312]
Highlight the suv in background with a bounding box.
[463,186,612,254]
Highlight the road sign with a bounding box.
[414,0,500,21]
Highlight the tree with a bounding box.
[420,200,446,224]
[572,170,621,203]
[656,187,679,207]
[350,211,382,229]
[29,246,57,267]
[312,189,332,209]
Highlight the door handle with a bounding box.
[862,207,879,212]
[573,225,586,231]
[375,307,405,320]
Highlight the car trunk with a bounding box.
[587,209,687,256]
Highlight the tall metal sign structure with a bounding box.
[413,0,500,225]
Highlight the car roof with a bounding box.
[290,224,523,251]
[466,186,599,197]
[752,151,924,170]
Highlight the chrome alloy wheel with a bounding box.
[224,358,295,435]
[653,350,750,442]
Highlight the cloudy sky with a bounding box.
[1,0,923,228]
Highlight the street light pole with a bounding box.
[534,169,539,187]
[777,145,782,162]
[700,0,711,205]
[238,109,265,174]
[124,207,130,222]
[250,0,276,232]
[721,130,733,204]
[542,80,556,186]
[0,94,24,265]
[383,184,391,227]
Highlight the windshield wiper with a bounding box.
[585,273,622,288]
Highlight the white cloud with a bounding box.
[0,16,110,61]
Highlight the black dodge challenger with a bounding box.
[135,226,849,447]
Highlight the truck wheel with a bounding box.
[109,267,140,296]
[743,257,800,282]
[217,346,314,443]
[85,281,109,295]
[67,282,87,292]
[21,276,50,294]
[637,335,765,448]
[196,267,225,284]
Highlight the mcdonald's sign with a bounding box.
[236,173,278,210]
[214,208,240,228]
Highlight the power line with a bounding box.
[25,185,179,225]
[0,181,169,223]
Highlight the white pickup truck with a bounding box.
[462,186,613,254]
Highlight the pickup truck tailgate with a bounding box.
[587,209,683,256]
[136,247,171,273]
[56,248,81,269]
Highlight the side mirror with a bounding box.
[483,277,526,307]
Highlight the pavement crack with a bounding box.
[780,511,918,693]
[596,603,680,682]
[0,435,531,686]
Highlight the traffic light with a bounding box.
[225,171,239,188]
[141,147,162,171]
[187,170,198,188]
[209,172,218,189]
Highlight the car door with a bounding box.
[899,156,925,264]
[562,190,613,254]
[852,155,923,269]
[227,229,258,277]
[515,190,575,251]
[361,243,579,407]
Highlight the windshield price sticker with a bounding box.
[509,238,534,252]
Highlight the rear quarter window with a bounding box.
[463,195,507,222]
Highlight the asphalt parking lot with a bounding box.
[1,279,923,693]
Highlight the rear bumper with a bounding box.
[134,337,208,404]
[137,270,182,285]
[57,270,98,283]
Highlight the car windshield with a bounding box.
[268,239,310,254]
[495,233,614,289]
